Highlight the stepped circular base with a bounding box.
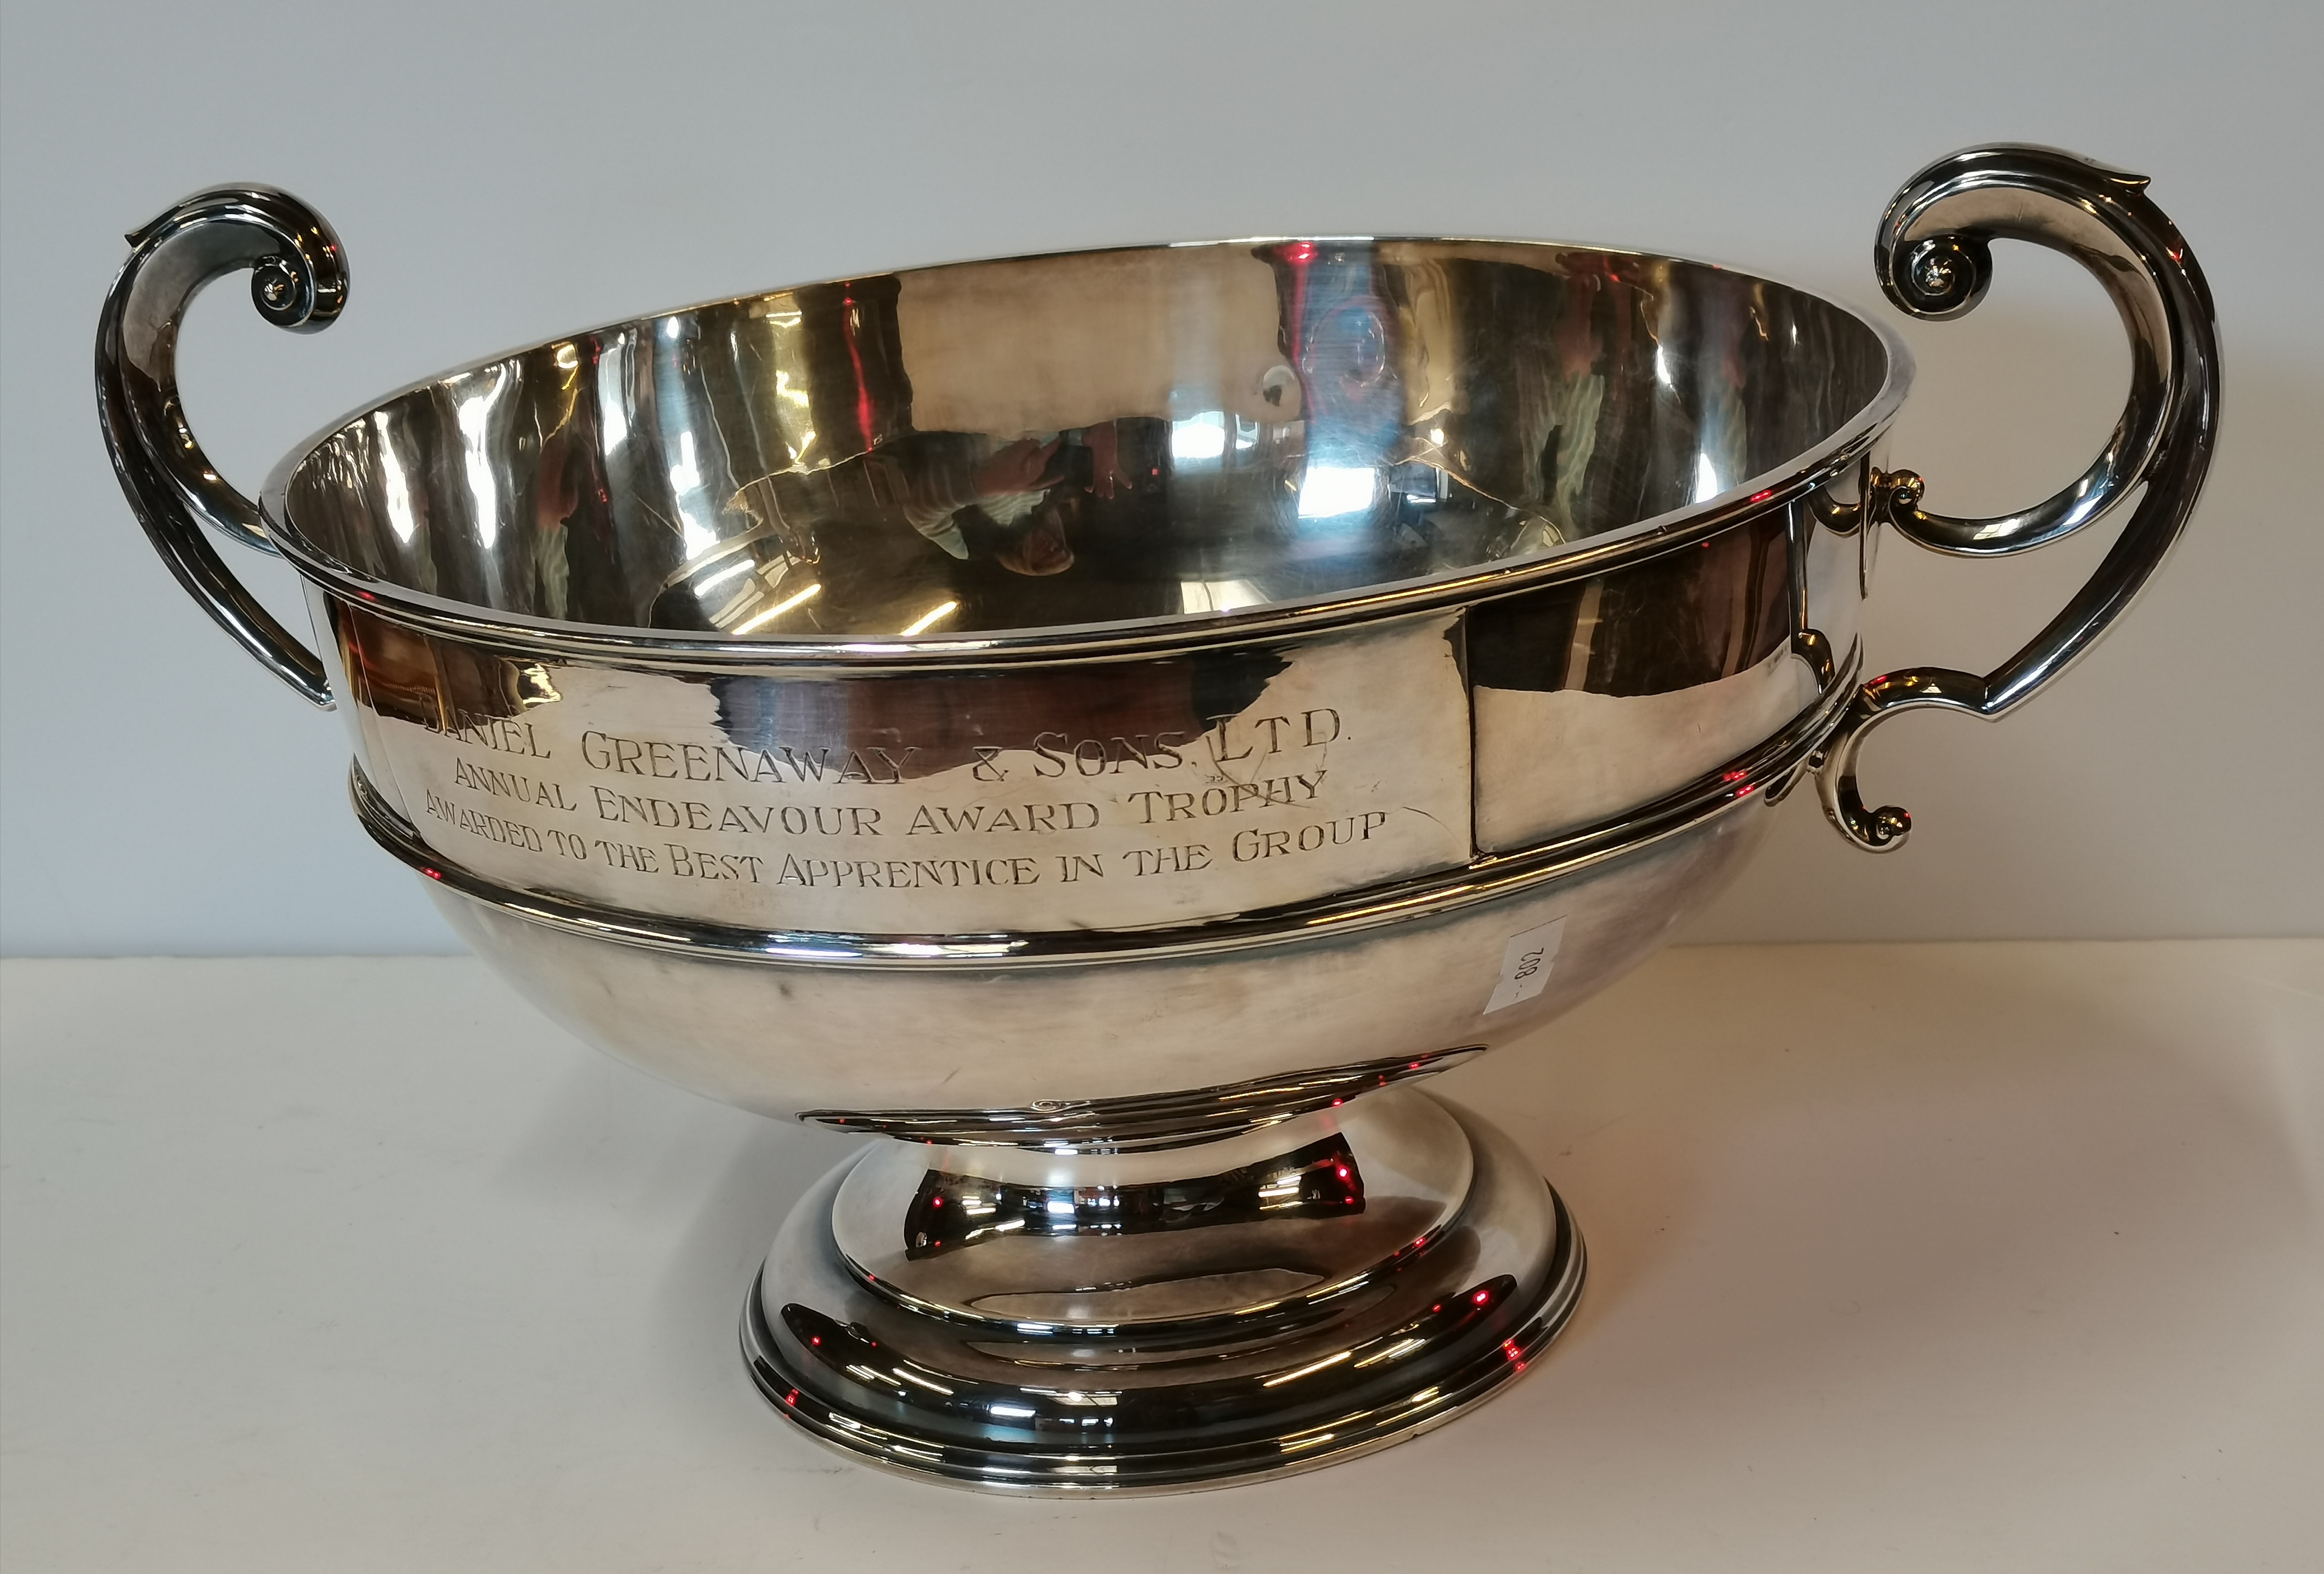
[742,1092,1583,1494]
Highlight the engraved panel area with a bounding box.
[346,611,1473,932]
[1466,503,1840,850]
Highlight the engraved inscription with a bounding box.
[578,730,921,785]
[1123,772,1327,822]
[1230,811,1391,862]
[366,616,1475,932]
[451,758,578,811]
[771,854,1041,889]
[424,715,552,759]
[422,789,548,851]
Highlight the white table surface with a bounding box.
[4,943,2319,1572]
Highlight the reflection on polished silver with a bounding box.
[1815,147,2221,851]
[800,1047,1484,1150]
[346,670,1850,970]
[95,144,2219,1491]
[745,1092,1583,1493]
[96,186,346,707]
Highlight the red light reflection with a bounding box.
[838,291,877,454]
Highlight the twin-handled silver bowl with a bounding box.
[97,145,2217,1492]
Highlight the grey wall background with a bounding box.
[2,0,2316,955]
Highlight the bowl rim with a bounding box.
[260,233,1914,670]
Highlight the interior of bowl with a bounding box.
[280,238,1891,640]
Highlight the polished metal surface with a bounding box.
[262,237,1900,657]
[347,671,1844,970]
[827,1091,1477,1327]
[92,144,2219,1491]
[95,186,346,707]
[800,1047,1483,1150]
[744,1091,1582,1493]
[407,769,1778,1121]
[1813,146,2222,851]
[315,502,1861,934]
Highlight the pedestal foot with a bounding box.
[742,1089,1582,1494]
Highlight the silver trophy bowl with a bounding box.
[96,145,2216,1493]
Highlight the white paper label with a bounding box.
[1483,918,1566,1015]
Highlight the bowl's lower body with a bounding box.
[410,795,1776,1123]
[366,719,1808,1490]
[740,1088,1581,1493]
